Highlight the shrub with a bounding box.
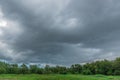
[82,69,92,75]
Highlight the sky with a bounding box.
[0,0,120,66]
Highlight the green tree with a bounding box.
[70,64,82,74]
[30,65,38,73]
[8,64,19,74]
[19,64,29,74]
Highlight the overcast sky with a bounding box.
[0,0,120,65]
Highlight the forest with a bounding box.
[0,57,120,75]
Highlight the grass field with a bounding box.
[0,74,120,80]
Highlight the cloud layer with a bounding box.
[0,0,120,65]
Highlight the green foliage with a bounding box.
[8,64,19,74]
[30,65,38,73]
[114,70,120,75]
[82,69,92,75]
[70,64,82,74]
[19,64,29,74]
[0,66,6,74]
[0,57,120,75]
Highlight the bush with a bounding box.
[114,70,120,75]
[82,69,92,75]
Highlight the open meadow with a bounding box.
[0,74,120,80]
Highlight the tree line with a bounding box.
[0,57,120,75]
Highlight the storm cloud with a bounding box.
[0,0,120,65]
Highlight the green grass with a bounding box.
[0,74,119,80]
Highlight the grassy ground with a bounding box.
[0,74,119,80]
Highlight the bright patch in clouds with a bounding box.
[65,18,78,28]
[0,29,3,35]
[0,20,7,27]
[0,8,7,27]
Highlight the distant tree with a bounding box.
[19,64,29,74]
[82,69,92,75]
[94,60,112,75]
[36,68,44,74]
[0,66,6,74]
[113,58,120,75]
[0,62,8,74]
[30,65,38,73]
[8,64,19,74]
[55,66,67,74]
[70,64,82,74]
[44,65,51,74]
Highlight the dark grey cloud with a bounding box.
[0,0,120,65]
